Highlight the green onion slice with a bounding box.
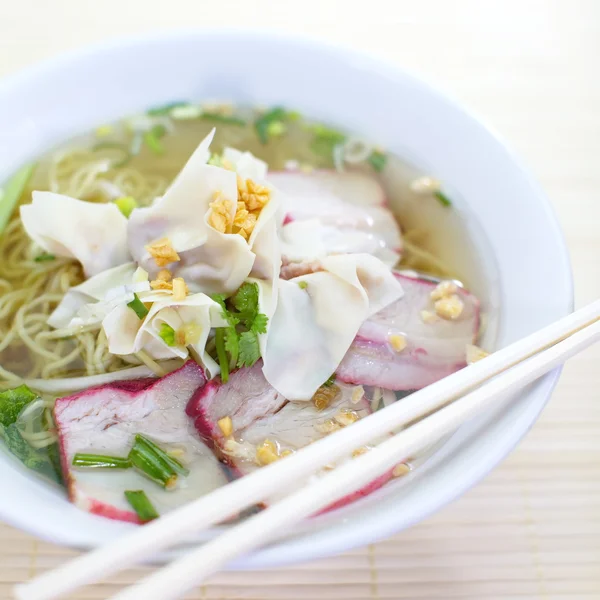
[127,294,149,319]
[147,101,188,116]
[72,453,132,469]
[0,163,36,234]
[124,490,159,522]
[254,107,288,144]
[143,125,167,155]
[114,196,138,218]
[215,328,229,383]
[134,434,189,477]
[434,190,452,207]
[34,253,56,263]
[201,113,246,126]
[367,151,387,173]
[158,323,176,347]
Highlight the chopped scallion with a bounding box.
[215,328,229,383]
[266,120,286,138]
[255,107,288,144]
[134,434,189,477]
[434,190,452,207]
[143,125,167,155]
[201,113,246,126]
[158,323,176,347]
[114,196,138,218]
[124,490,159,522]
[367,151,387,173]
[309,125,347,159]
[147,101,188,116]
[72,453,132,469]
[0,163,36,234]
[297,281,308,290]
[33,253,56,263]
[323,374,336,387]
[127,294,149,319]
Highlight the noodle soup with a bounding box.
[0,103,493,520]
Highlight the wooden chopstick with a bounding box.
[108,318,600,600]
[15,300,600,600]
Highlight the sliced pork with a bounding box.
[55,361,228,523]
[269,171,402,266]
[188,364,394,510]
[337,273,480,390]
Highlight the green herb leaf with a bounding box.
[0,424,62,483]
[237,331,261,368]
[309,125,347,160]
[201,113,246,126]
[127,294,149,320]
[143,124,167,155]
[367,151,387,173]
[0,385,37,428]
[255,107,288,144]
[34,253,56,262]
[72,453,132,469]
[147,101,188,116]
[125,490,159,522]
[114,196,138,218]
[434,190,452,207]
[0,163,36,234]
[231,282,260,325]
[158,323,176,347]
[92,142,132,168]
[215,328,230,383]
[251,313,268,335]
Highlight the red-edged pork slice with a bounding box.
[188,365,395,511]
[186,361,287,449]
[337,273,480,390]
[269,171,402,265]
[55,361,228,523]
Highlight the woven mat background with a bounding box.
[1,0,599,598]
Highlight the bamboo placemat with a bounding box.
[1,0,599,598]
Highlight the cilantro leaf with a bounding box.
[0,385,37,428]
[251,313,268,335]
[231,282,259,325]
[237,331,261,368]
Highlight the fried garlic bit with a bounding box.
[466,343,489,365]
[208,193,234,234]
[256,439,280,466]
[217,416,233,437]
[388,334,407,353]
[149,270,189,301]
[427,280,464,321]
[145,238,180,267]
[207,178,271,241]
[312,383,341,411]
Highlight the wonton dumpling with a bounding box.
[20,192,130,277]
[222,147,268,180]
[47,263,139,329]
[127,130,282,295]
[262,254,403,400]
[102,292,228,378]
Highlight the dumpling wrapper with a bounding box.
[102,292,228,378]
[47,263,140,329]
[261,254,403,400]
[281,218,400,267]
[222,147,268,180]
[20,191,130,277]
[127,129,282,295]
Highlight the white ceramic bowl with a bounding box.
[0,31,572,568]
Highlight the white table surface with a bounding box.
[0,1,599,598]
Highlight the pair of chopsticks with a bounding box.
[15,300,600,600]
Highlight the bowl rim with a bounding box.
[0,30,573,568]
